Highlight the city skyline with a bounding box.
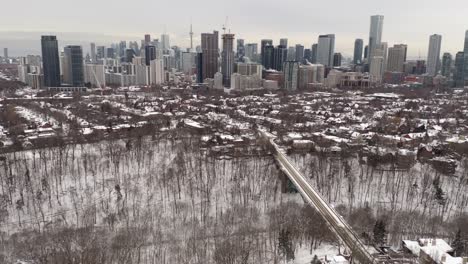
[1,0,468,57]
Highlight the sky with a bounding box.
[1,0,468,58]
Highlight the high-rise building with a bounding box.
[145,45,156,66]
[387,44,407,72]
[201,31,219,80]
[463,30,468,84]
[90,43,96,63]
[161,34,170,50]
[263,45,275,70]
[245,43,258,62]
[119,41,127,58]
[125,49,136,63]
[353,39,364,64]
[317,34,335,67]
[41,36,61,87]
[261,39,273,67]
[298,64,325,89]
[106,48,115,59]
[150,59,164,85]
[280,38,288,48]
[370,56,385,81]
[455,52,465,87]
[364,45,369,59]
[311,44,318,64]
[427,34,442,76]
[441,52,452,78]
[295,44,304,62]
[236,39,245,58]
[144,34,151,46]
[283,61,299,91]
[181,52,196,75]
[333,53,342,67]
[196,52,203,83]
[221,33,235,87]
[369,15,384,60]
[236,62,263,76]
[3,48,8,60]
[287,47,296,61]
[304,49,312,63]
[97,46,105,60]
[63,46,84,87]
[273,45,287,71]
[84,64,105,88]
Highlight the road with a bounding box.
[261,131,376,264]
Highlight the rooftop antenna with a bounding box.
[222,16,229,34]
[190,20,194,50]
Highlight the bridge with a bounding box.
[260,131,378,264]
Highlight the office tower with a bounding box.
[245,43,258,61]
[364,45,369,59]
[41,36,61,87]
[415,60,426,75]
[90,43,96,63]
[181,52,196,75]
[273,45,287,71]
[144,34,151,46]
[96,46,105,60]
[426,34,442,76]
[464,30,468,84]
[295,44,304,63]
[236,62,263,76]
[298,64,324,89]
[280,38,288,48]
[283,61,299,91]
[3,48,8,60]
[106,48,115,59]
[119,41,127,58]
[263,45,275,70]
[145,45,156,66]
[161,34,170,50]
[149,59,164,85]
[63,46,84,86]
[387,44,407,72]
[304,49,312,63]
[317,34,335,67]
[455,52,464,87]
[311,44,318,63]
[441,53,452,78]
[287,47,296,61]
[261,39,273,67]
[196,53,203,83]
[353,39,363,64]
[134,64,149,85]
[84,64,105,88]
[370,56,385,81]
[201,31,219,80]
[369,15,384,60]
[333,53,342,67]
[237,39,245,58]
[125,49,136,63]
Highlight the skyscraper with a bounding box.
[304,49,312,63]
[237,39,245,58]
[145,45,156,66]
[333,53,342,67]
[353,39,363,64]
[196,52,203,83]
[106,48,115,59]
[144,34,151,46]
[245,43,258,62]
[455,52,464,87]
[295,44,304,62]
[119,41,127,58]
[97,46,105,60]
[317,34,335,67]
[63,45,84,87]
[283,61,299,91]
[263,45,275,70]
[41,36,61,87]
[387,44,407,72]
[280,38,288,48]
[161,34,170,50]
[463,30,468,84]
[90,43,96,63]
[311,44,318,64]
[426,34,442,76]
[201,31,219,80]
[3,48,8,60]
[369,15,384,60]
[441,52,452,78]
[261,39,273,68]
[221,33,235,87]
[273,45,287,71]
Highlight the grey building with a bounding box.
[317,34,335,67]
[295,44,304,63]
[221,33,235,87]
[261,39,273,68]
[201,31,219,80]
[283,61,299,91]
[145,45,156,66]
[353,39,363,64]
[41,35,61,87]
[245,43,258,62]
[63,45,84,87]
[426,34,442,76]
[464,30,468,84]
[236,39,245,58]
[263,45,275,70]
[280,38,288,48]
[311,44,318,64]
[455,52,465,87]
[369,15,384,60]
[441,52,452,78]
[273,45,287,71]
[333,53,342,67]
[97,46,105,60]
[90,43,96,63]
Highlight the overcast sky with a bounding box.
[1,0,467,58]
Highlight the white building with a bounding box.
[370,56,385,81]
[237,62,263,77]
[284,61,299,91]
[427,34,442,76]
[84,64,106,88]
[230,73,262,90]
[181,52,197,75]
[298,64,325,89]
[387,44,407,72]
[161,34,170,51]
[214,72,223,89]
[17,65,29,83]
[150,59,164,85]
[135,64,150,86]
[326,69,344,88]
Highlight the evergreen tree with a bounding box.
[278,229,295,261]
[452,229,465,257]
[373,220,387,246]
[310,255,321,264]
